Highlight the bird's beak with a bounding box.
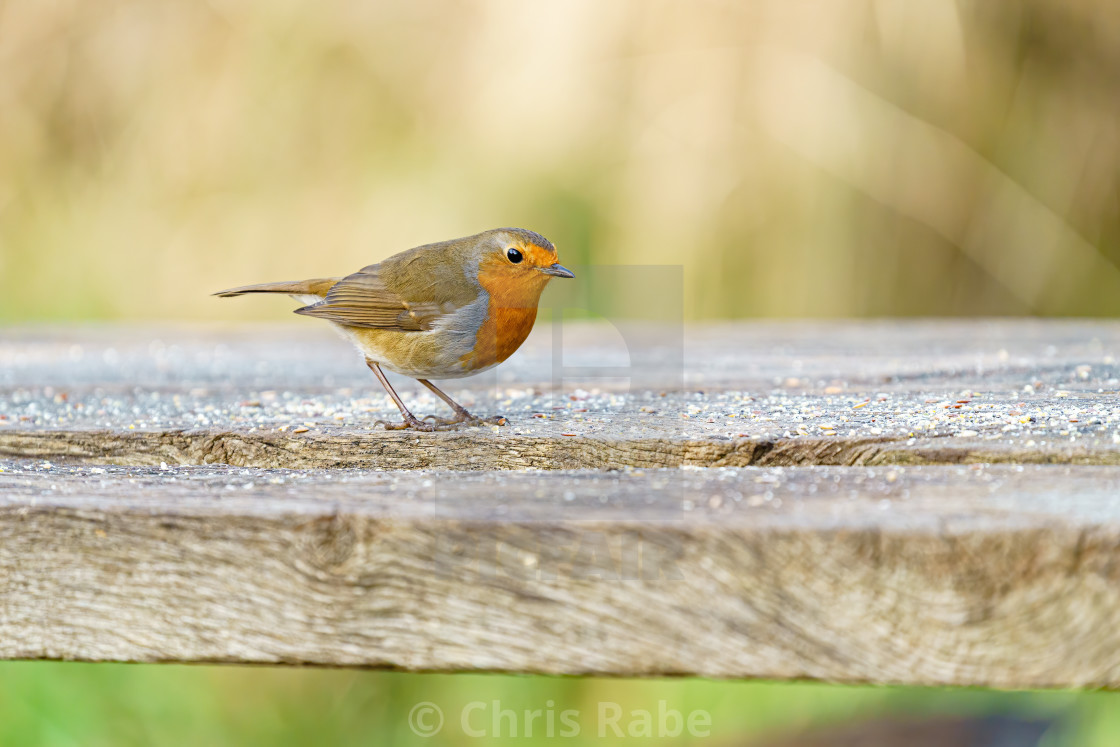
[539,263,575,278]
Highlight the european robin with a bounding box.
[215,228,574,431]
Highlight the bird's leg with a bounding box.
[417,379,507,426]
[366,359,440,431]
[417,379,473,422]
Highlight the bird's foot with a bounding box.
[375,414,452,432]
[422,412,508,427]
[420,414,460,426]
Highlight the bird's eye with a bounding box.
[506,247,523,264]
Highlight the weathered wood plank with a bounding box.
[2,427,1117,471]
[2,459,1120,688]
[1,321,1119,684]
[1,321,1117,468]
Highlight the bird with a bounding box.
[214,227,574,431]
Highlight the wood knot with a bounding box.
[300,514,359,572]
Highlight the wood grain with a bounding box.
[2,461,1120,687]
[2,428,1118,471]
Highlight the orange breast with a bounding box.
[468,303,537,369]
[461,263,547,371]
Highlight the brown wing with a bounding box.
[294,264,454,331]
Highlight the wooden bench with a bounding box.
[1,320,1118,688]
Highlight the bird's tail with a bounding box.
[213,278,339,298]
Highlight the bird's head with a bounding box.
[473,228,574,300]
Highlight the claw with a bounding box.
[455,415,508,427]
[391,413,508,430]
[375,415,444,432]
[420,409,507,427]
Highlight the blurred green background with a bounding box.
[2,0,1120,743]
[6,663,1120,746]
[1,0,1119,321]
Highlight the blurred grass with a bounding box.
[5,663,1120,746]
[1,0,1118,321]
